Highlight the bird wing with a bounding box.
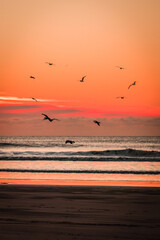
[82,76,86,80]
[45,62,55,65]
[116,66,124,69]
[128,81,136,89]
[93,120,100,126]
[42,113,49,119]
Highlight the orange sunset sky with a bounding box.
[0,0,160,136]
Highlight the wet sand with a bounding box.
[0,185,160,240]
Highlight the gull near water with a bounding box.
[42,113,60,122]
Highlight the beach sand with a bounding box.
[0,185,160,240]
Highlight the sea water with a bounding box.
[0,136,160,184]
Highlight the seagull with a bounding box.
[45,62,55,66]
[42,113,60,122]
[128,81,136,89]
[32,98,38,102]
[65,140,75,144]
[30,76,35,79]
[116,66,125,70]
[116,96,125,99]
[93,120,101,126]
[80,76,86,82]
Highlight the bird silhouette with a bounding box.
[30,76,35,79]
[32,98,38,102]
[65,140,75,144]
[116,96,125,99]
[116,66,125,70]
[45,62,55,66]
[80,76,86,82]
[42,113,60,122]
[128,81,136,89]
[93,120,101,126]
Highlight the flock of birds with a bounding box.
[29,63,136,144]
[115,66,136,99]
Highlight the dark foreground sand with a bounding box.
[0,185,160,240]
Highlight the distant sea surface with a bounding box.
[0,136,160,185]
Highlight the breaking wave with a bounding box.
[0,148,159,161]
[0,142,32,148]
[75,149,160,157]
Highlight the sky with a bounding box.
[0,0,160,136]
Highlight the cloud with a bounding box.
[0,96,78,103]
[118,117,160,126]
[0,96,56,102]
[0,95,82,114]
[42,108,84,116]
[0,105,41,110]
[0,115,159,136]
[0,103,43,114]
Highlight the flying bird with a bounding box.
[116,66,125,70]
[116,96,125,99]
[80,76,86,82]
[30,76,35,79]
[65,140,75,144]
[128,81,136,89]
[32,98,38,102]
[45,62,55,66]
[93,120,101,126]
[42,113,60,122]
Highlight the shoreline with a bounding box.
[0,178,160,187]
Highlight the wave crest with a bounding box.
[83,148,160,157]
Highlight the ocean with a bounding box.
[0,136,160,185]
